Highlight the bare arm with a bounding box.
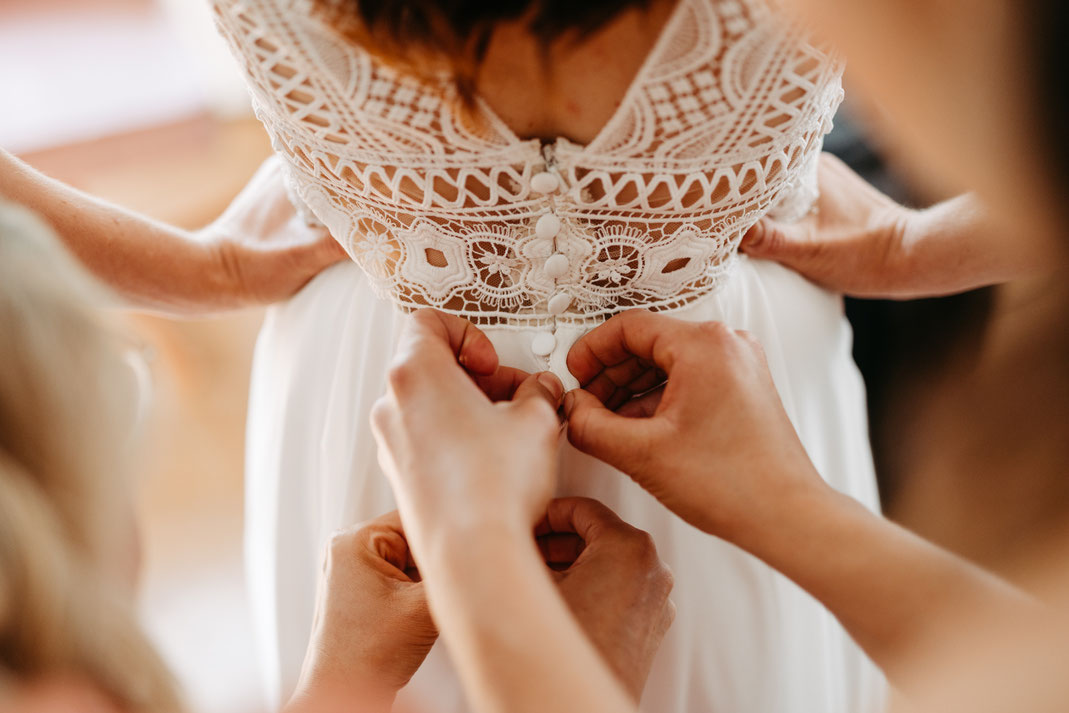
[731,480,1031,681]
[426,525,637,713]
[370,311,646,713]
[741,153,1054,298]
[564,310,1036,685]
[0,149,345,315]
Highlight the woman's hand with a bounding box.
[371,309,565,560]
[372,311,639,713]
[202,230,346,310]
[538,498,675,702]
[563,309,823,541]
[740,153,914,297]
[0,150,346,314]
[564,309,1034,683]
[286,511,437,713]
[201,158,349,308]
[741,153,1037,298]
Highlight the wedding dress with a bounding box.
[210,0,885,711]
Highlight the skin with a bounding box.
[0,678,121,713]
[285,512,437,713]
[0,149,346,315]
[563,309,1034,682]
[369,308,1029,713]
[772,0,1063,251]
[371,310,675,713]
[536,498,676,702]
[762,0,1069,712]
[287,498,675,713]
[474,0,678,145]
[370,0,1069,710]
[2,0,680,318]
[8,0,1065,710]
[0,7,686,707]
[740,154,1056,299]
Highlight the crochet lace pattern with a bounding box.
[212,0,843,329]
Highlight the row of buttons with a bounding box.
[531,170,568,357]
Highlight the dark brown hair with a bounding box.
[314,0,651,91]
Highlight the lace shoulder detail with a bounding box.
[210,0,843,331]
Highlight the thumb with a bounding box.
[511,372,566,418]
[563,389,663,473]
[739,218,815,267]
[295,234,349,272]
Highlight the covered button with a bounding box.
[535,213,562,240]
[531,331,557,357]
[531,171,560,194]
[547,293,572,315]
[543,253,570,279]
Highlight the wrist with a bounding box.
[719,471,843,557]
[202,237,255,309]
[420,515,536,574]
[881,204,924,294]
[286,676,396,713]
[405,495,535,562]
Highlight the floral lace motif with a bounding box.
[211,0,843,329]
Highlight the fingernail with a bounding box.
[563,391,575,415]
[538,372,564,403]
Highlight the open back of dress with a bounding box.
[211,0,840,331]
[209,2,885,712]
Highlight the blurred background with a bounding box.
[2,1,269,711]
[1,2,1008,712]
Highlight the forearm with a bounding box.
[283,678,396,713]
[899,195,1051,297]
[422,526,636,713]
[732,479,1032,682]
[0,149,233,314]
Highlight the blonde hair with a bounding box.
[0,202,182,713]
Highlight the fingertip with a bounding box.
[740,220,768,253]
[513,373,566,419]
[536,372,565,405]
[296,234,346,271]
[562,389,609,446]
[562,388,582,418]
[457,323,499,376]
[565,387,601,407]
[406,310,500,375]
[324,236,349,261]
[564,338,596,387]
[543,496,625,542]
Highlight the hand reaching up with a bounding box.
[537,498,675,702]
[286,512,437,713]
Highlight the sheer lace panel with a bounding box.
[211,0,843,329]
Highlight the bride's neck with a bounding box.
[473,0,678,145]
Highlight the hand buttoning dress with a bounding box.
[209,0,886,710]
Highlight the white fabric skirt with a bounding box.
[243,202,885,713]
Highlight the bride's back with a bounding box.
[211,5,882,713]
[333,0,681,146]
[211,0,840,330]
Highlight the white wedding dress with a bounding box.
[210,0,885,711]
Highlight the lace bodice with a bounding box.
[211,0,842,335]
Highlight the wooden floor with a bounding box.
[20,116,274,713]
